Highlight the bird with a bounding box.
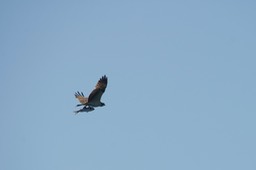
[74,75,108,114]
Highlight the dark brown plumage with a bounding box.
[74,75,108,113]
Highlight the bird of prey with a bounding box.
[74,75,108,114]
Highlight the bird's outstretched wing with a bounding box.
[88,75,108,103]
[74,91,88,104]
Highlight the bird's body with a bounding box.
[74,75,108,113]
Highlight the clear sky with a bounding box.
[1,0,256,170]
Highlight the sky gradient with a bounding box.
[1,0,256,170]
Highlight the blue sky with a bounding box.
[1,0,256,169]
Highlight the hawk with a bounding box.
[74,75,108,114]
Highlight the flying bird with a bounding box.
[74,75,108,114]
